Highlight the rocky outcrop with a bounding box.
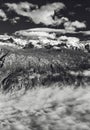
[0,46,89,92]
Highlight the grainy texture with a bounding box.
[0,47,89,92]
[0,46,89,130]
[1,86,90,130]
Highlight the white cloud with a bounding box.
[0,9,7,21]
[64,20,86,31]
[15,29,56,39]
[5,2,87,30]
[72,21,86,29]
[5,2,38,18]
[5,2,65,26]
[30,2,65,25]
[10,17,20,24]
[64,21,76,31]
[6,2,38,12]
[52,16,69,26]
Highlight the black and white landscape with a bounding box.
[0,0,90,130]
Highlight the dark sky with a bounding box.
[0,0,90,34]
[0,0,89,6]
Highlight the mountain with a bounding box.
[0,1,90,130]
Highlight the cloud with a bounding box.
[5,2,38,18]
[10,17,20,24]
[15,29,56,39]
[64,20,86,31]
[4,1,87,31]
[30,2,65,25]
[5,2,65,26]
[59,36,80,47]
[0,9,7,21]
[72,21,86,29]
[6,2,38,12]
[53,17,69,26]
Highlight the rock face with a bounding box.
[0,46,89,92]
[0,28,89,93]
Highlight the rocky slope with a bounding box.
[0,45,89,93]
[0,29,90,92]
[0,28,90,130]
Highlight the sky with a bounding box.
[0,0,90,34]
